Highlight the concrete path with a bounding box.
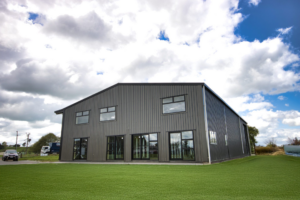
[0,159,42,165]
[0,159,204,166]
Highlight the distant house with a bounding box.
[55,83,250,163]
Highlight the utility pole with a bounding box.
[15,131,18,151]
[26,133,30,154]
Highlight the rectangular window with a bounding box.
[170,131,194,160]
[107,136,124,160]
[73,138,88,160]
[210,131,217,144]
[132,133,158,160]
[162,95,185,114]
[100,106,116,121]
[76,111,89,124]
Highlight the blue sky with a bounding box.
[234,0,300,145]
[0,0,299,146]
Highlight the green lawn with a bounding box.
[0,147,27,152]
[0,155,299,199]
[19,154,59,161]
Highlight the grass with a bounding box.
[0,155,299,199]
[0,147,27,152]
[19,154,59,161]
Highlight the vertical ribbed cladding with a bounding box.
[205,89,228,162]
[60,83,207,162]
[241,121,250,155]
[226,107,243,158]
[198,85,208,163]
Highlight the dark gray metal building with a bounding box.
[55,83,251,163]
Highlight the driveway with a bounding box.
[0,159,45,165]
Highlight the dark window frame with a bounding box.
[169,130,195,161]
[131,133,159,160]
[75,110,90,125]
[162,95,186,114]
[72,137,88,160]
[99,106,117,122]
[106,135,124,160]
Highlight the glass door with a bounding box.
[73,138,88,160]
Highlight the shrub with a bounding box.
[255,146,277,154]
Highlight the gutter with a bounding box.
[58,111,65,161]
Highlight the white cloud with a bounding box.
[225,94,273,112]
[282,117,300,126]
[248,0,261,6]
[278,96,285,100]
[277,26,293,35]
[0,0,299,145]
[285,104,289,107]
[243,109,300,145]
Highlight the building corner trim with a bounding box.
[202,85,211,164]
[59,111,65,161]
[245,125,252,155]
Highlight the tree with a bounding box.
[248,126,259,154]
[2,141,7,147]
[265,138,277,147]
[22,142,26,147]
[288,137,300,145]
[30,133,59,153]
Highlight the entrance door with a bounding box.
[73,138,88,160]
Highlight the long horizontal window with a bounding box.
[100,106,116,121]
[132,133,158,160]
[163,95,185,114]
[170,131,194,160]
[76,111,89,124]
[107,136,124,160]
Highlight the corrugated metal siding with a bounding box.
[225,106,244,158]
[241,122,250,155]
[205,90,229,162]
[61,84,208,163]
[205,89,249,162]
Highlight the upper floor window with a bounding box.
[162,95,185,114]
[100,106,116,121]
[76,111,89,124]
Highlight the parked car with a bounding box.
[2,149,18,161]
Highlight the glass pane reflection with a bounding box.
[150,142,158,160]
[141,135,149,159]
[133,135,140,159]
[182,131,193,139]
[170,133,182,159]
[163,102,185,114]
[115,136,124,159]
[149,133,157,141]
[76,116,89,124]
[73,138,88,160]
[174,96,184,102]
[183,148,194,160]
[182,140,193,148]
[100,112,115,121]
[163,97,172,103]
